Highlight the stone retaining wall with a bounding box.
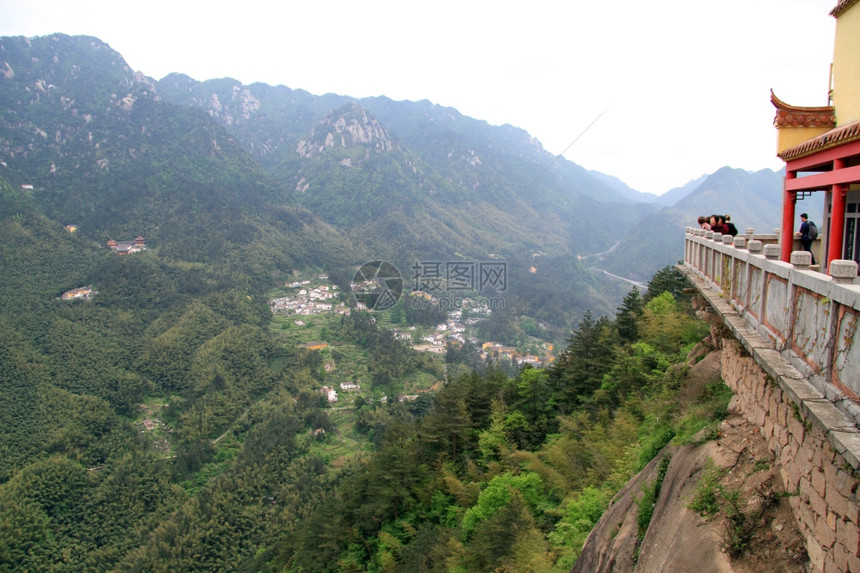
[721,338,860,572]
[683,257,860,573]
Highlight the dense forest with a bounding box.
[0,235,732,571]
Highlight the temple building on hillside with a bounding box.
[106,236,146,255]
[772,0,860,273]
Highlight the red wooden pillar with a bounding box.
[828,159,847,272]
[781,171,797,262]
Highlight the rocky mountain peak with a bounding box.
[296,104,396,159]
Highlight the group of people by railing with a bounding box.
[696,214,738,236]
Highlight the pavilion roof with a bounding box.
[830,0,859,18]
[777,118,860,161]
[771,90,835,129]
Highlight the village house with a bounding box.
[60,286,95,301]
[320,386,338,402]
[447,322,466,333]
[516,355,543,367]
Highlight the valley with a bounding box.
[0,32,790,573]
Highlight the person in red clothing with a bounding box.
[709,215,729,234]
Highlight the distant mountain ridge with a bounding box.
[655,174,709,207]
[598,167,784,281]
[587,170,660,203]
[155,73,655,259]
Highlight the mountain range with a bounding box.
[0,34,785,314]
[0,32,791,572]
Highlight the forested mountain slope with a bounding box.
[0,34,357,286]
[0,34,643,324]
[156,72,657,259]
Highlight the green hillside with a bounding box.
[0,33,754,573]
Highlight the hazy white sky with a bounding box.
[0,0,839,194]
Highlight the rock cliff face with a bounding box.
[296,105,396,160]
[573,349,808,573]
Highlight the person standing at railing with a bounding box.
[797,213,817,265]
[724,215,738,236]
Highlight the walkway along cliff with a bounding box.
[573,228,860,572]
[680,228,860,572]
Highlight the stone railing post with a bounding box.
[790,251,812,269]
[829,260,859,284]
[763,245,780,259]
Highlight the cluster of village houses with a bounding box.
[388,307,553,366]
[320,382,423,405]
[269,276,351,316]
[393,310,473,351]
[481,342,552,367]
[319,381,361,403]
[272,279,555,401]
[58,233,146,301]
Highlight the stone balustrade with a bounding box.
[683,227,860,407]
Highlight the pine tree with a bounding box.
[615,287,643,343]
[550,312,618,409]
[644,266,689,303]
